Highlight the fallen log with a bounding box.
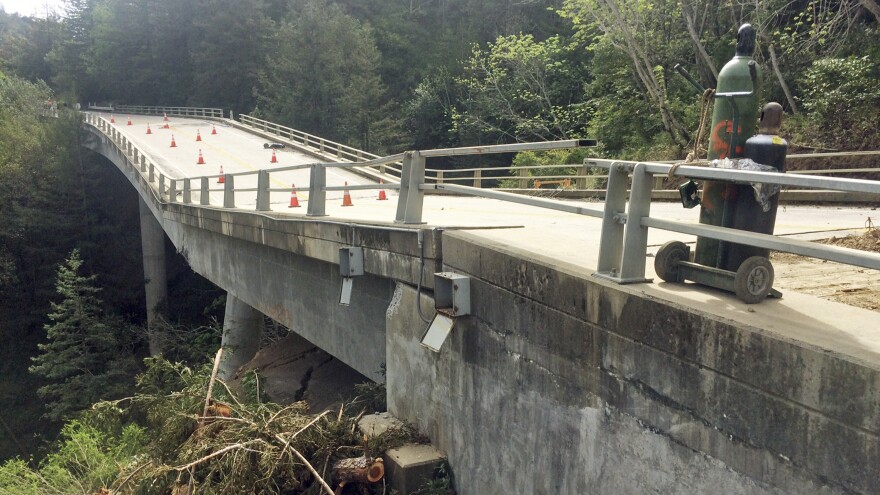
[331,456,384,491]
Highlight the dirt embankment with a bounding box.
[771,229,880,312]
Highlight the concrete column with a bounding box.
[218,295,264,380]
[139,198,168,356]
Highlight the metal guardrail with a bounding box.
[92,104,880,189]
[585,158,880,284]
[82,110,880,287]
[94,104,226,119]
[239,114,378,166]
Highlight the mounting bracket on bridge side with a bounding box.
[339,247,364,306]
[421,272,470,352]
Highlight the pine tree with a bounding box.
[29,250,138,421]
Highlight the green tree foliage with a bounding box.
[0,12,58,83]
[505,148,603,188]
[794,56,880,149]
[0,420,147,495]
[0,73,85,458]
[256,0,385,150]
[88,0,195,105]
[452,34,592,143]
[45,0,97,101]
[560,0,711,151]
[187,0,271,115]
[1,358,404,494]
[29,250,139,421]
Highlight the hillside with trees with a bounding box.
[0,0,877,489]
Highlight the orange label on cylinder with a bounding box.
[711,120,743,158]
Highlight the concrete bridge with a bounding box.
[81,108,880,494]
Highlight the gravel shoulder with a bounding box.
[771,229,880,312]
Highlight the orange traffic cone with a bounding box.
[146,124,152,135]
[211,125,218,135]
[170,135,177,147]
[197,149,205,165]
[110,115,116,123]
[217,166,225,184]
[270,150,278,163]
[127,116,132,126]
[163,112,169,122]
[288,184,301,208]
[162,123,170,129]
[342,182,353,207]
[196,130,202,142]
[377,179,387,200]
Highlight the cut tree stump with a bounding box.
[331,456,384,493]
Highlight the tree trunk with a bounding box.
[767,44,798,115]
[331,456,385,487]
[598,0,691,149]
[681,0,718,83]
[858,0,880,21]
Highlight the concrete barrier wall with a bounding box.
[386,230,879,494]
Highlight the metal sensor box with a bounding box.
[434,272,470,317]
[339,247,364,277]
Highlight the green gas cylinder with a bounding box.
[694,24,763,268]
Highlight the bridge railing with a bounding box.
[82,111,880,285]
[94,105,880,190]
[99,104,226,119]
[83,113,174,202]
[584,158,880,283]
[239,114,383,163]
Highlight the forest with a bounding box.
[0,0,878,493]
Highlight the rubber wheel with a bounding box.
[654,241,689,283]
[734,256,774,304]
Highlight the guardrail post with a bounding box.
[337,147,342,158]
[149,163,155,183]
[183,178,192,204]
[223,175,235,208]
[140,156,147,173]
[303,135,309,147]
[436,171,444,184]
[395,150,426,224]
[307,164,327,216]
[577,164,588,189]
[617,163,653,283]
[319,139,325,152]
[168,179,177,203]
[159,174,166,197]
[256,170,270,211]
[473,169,482,188]
[654,176,664,190]
[596,161,627,278]
[518,167,529,188]
[200,177,210,205]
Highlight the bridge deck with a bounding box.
[105,113,880,366]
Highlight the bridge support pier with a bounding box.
[139,198,168,356]
[218,295,264,380]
